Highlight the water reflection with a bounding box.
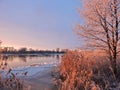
[0,54,62,69]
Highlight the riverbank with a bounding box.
[24,67,58,90]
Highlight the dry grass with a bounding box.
[53,50,120,90]
[0,56,29,90]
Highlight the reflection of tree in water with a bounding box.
[52,54,55,58]
[18,55,27,62]
[0,55,8,70]
[7,55,15,61]
[56,55,60,60]
[0,55,16,62]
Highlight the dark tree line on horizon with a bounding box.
[0,47,66,55]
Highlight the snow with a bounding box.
[2,63,59,78]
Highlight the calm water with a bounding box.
[0,54,62,77]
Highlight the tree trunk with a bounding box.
[112,45,117,78]
[111,58,117,78]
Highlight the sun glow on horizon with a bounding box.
[0,0,81,50]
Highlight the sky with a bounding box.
[0,0,82,50]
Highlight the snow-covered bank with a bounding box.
[2,63,59,78]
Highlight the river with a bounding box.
[0,54,62,77]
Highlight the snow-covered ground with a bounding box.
[2,62,59,78]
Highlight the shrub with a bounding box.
[54,50,120,90]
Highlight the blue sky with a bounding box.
[0,0,82,50]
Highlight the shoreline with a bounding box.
[24,66,58,90]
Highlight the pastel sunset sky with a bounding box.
[0,0,82,50]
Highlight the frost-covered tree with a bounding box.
[77,0,120,77]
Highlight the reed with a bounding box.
[53,50,120,90]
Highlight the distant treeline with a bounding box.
[0,49,65,55]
